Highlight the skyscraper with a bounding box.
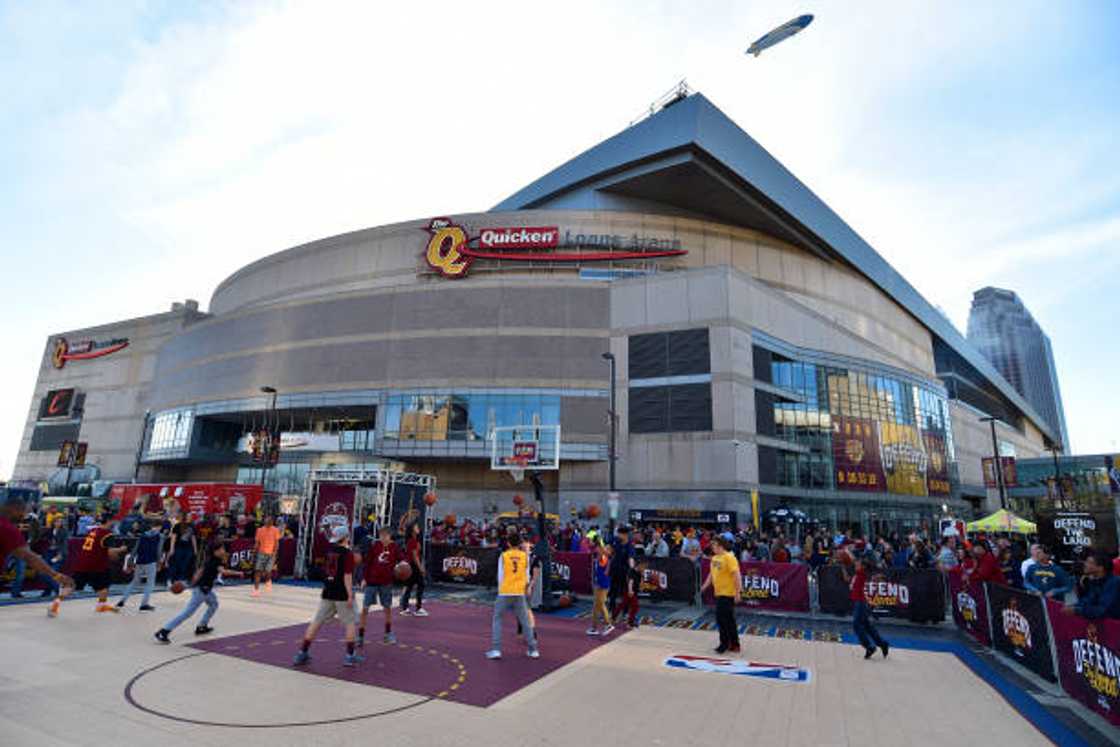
[967,287,1069,451]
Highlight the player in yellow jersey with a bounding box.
[486,532,539,660]
[700,535,742,653]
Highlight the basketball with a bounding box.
[170,581,186,595]
[557,593,573,608]
[513,493,524,507]
[394,561,412,582]
[586,504,601,518]
[423,491,438,507]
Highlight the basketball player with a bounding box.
[294,525,362,667]
[699,535,741,654]
[486,533,539,659]
[154,541,244,643]
[846,556,889,659]
[250,515,281,597]
[57,513,127,616]
[1,491,72,615]
[399,522,427,616]
[358,525,403,647]
[517,537,540,641]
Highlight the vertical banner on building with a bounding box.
[986,584,1056,682]
[831,416,886,492]
[312,483,356,574]
[1046,598,1120,726]
[948,573,991,646]
[551,551,592,595]
[699,559,810,612]
[982,457,1019,488]
[878,421,928,496]
[750,488,760,529]
[922,431,951,497]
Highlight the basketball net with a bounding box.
[509,455,529,483]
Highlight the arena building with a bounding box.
[12,92,1058,535]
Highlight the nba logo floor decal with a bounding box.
[664,655,811,683]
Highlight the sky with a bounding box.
[1,0,1118,477]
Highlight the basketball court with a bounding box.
[0,583,1067,746]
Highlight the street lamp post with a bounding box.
[1048,443,1063,508]
[601,352,618,533]
[260,386,278,491]
[979,416,1007,510]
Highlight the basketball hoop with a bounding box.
[509,455,529,483]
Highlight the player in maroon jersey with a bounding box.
[56,514,127,615]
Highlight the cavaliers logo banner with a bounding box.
[700,559,810,612]
[987,584,1056,682]
[948,574,990,646]
[831,416,886,492]
[311,483,355,575]
[426,545,499,587]
[1046,598,1120,726]
[922,430,951,497]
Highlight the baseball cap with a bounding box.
[330,524,350,543]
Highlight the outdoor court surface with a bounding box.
[0,584,1063,746]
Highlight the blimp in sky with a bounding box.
[746,14,813,57]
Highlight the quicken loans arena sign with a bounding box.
[423,217,687,278]
[51,336,129,369]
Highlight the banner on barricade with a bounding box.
[634,556,695,603]
[986,584,1056,682]
[551,552,592,595]
[1047,598,1120,726]
[699,559,810,612]
[948,573,990,646]
[427,545,499,587]
[818,565,944,622]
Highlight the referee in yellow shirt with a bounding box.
[700,535,742,653]
[486,533,540,660]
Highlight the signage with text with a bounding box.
[423,217,688,278]
[52,336,129,369]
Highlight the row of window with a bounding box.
[148,410,193,456]
[381,393,561,441]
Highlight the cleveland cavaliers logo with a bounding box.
[317,502,349,540]
[425,218,472,278]
[52,338,69,369]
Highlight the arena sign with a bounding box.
[51,336,129,369]
[423,217,688,278]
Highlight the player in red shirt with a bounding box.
[399,522,427,616]
[357,525,404,647]
[2,491,72,616]
[845,556,890,660]
[57,514,127,615]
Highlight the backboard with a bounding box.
[490,425,560,482]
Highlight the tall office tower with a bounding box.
[967,287,1069,451]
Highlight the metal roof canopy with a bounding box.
[493,93,1056,444]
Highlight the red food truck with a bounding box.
[111,482,263,519]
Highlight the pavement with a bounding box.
[0,581,1116,745]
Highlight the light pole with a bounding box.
[260,386,278,491]
[1048,442,1063,508]
[601,352,618,533]
[979,416,1007,510]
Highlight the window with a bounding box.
[382,392,560,441]
[628,329,713,434]
[629,328,710,379]
[629,383,712,434]
[147,410,193,457]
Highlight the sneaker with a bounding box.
[880,643,890,659]
[586,628,600,636]
[154,630,170,645]
[527,649,540,659]
[47,600,60,618]
[602,624,614,636]
[412,608,429,617]
[293,650,310,666]
[485,650,502,660]
[139,604,155,612]
[96,603,119,614]
[864,647,876,660]
[10,592,23,599]
[714,646,728,654]
[343,653,363,667]
[39,589,53,598]
[194,625,214,635]
[116,600,126,608]
[265,581,273,593]
[384,632,397,644]
[399,608,413,616]
[728,645,741,654]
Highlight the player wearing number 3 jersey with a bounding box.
[486,533,539,660]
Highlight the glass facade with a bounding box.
[757,345,954,498]
[382,392,560,441]
[147,410,193,458]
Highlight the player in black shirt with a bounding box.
[155,541,243,643]
[293,525,362,667]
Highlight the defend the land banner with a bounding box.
[1046,598,1120,726]
[426,545,499,587]
[878,421,928,497]
[922,431,951,497]
[986,583,1056,682]
[633,556,696,603]
[948,573,991,646]
[818,565,945,622]
[551,551,592,595]
[699,559,810,612]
